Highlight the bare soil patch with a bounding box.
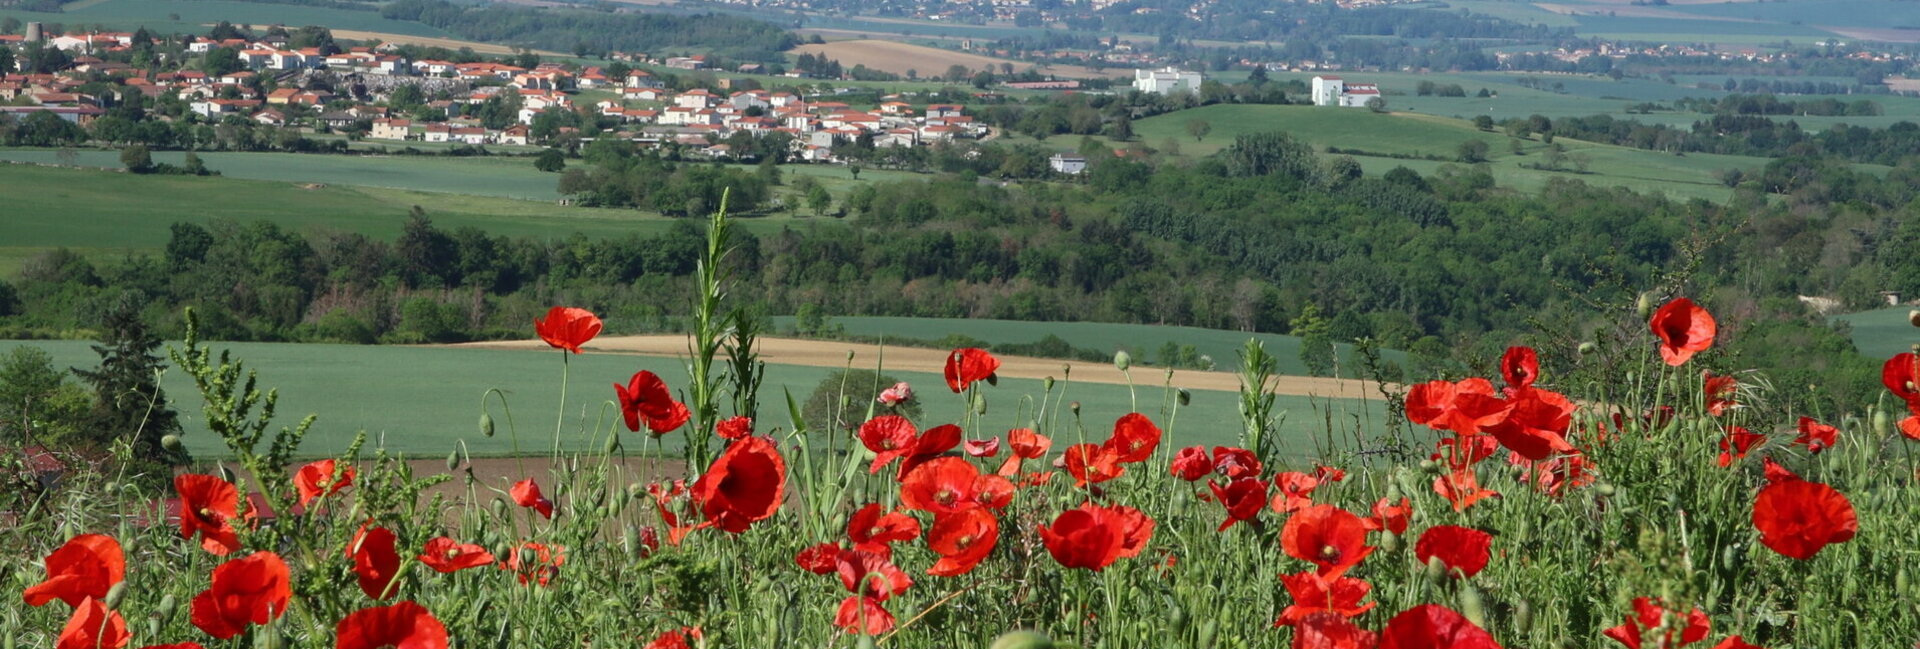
[789,40,1126,80]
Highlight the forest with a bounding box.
[1544,112,1920,166]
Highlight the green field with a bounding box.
[0,149,565,200]
[0,0,450,36]
[1833,306,1918,360]
[0,339,1385,462]
[769,315,1407,378]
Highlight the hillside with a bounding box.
[790,39,1124,79]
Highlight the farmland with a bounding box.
[789,39,1125,79]
[0,0,448,36]
[1832,306,1914,360]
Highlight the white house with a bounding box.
[1133,67,1202,95]
[1311,76,1381,108]
[1049,154,1087,175]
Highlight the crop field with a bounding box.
[1832,306,1914,360]
[0,0,449,36]
[0,150,563,201]
[789,40,1124,79]
[0,338,1380,460]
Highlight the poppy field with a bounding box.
[9,209,1920,649]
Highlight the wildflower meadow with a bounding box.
[8,208,1920,649]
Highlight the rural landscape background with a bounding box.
[4,0,1920,646]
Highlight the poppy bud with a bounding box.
[1425,555,1447,581]
[1069,401,1081,415]
[104,582,126,610]
[161,434,183,453]
[973,391,988,415]
[1595,483,1616,497]
[1197,619,1218,648]
[1514,598,1532,630]
[1114,350,1132,372]
[628,482,648,502]
[479,412,496,437]
[254,630,283,649]
[856,637,878,649]
[1418,459,1438,474]
[1635,291,1655,317]
[1176,388,1191,406]
[146,618,160,639]
[491,497,509,519]
[1379,531,1398,553]
[1458,583,1486,627]
[218,464,236,484]
[1873,408,1892,439]
[1897,565,1909,594]
[156,594,177,621]
[604,434,620,455]
[1043,376,1055,391]
[446,450,460,472]
[1577,341,1597,355]
[1720,544,1738,571]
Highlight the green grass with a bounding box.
[768,315,1407,378]
[0,339,1383,460]
[0,150,563,201]
[0,0,450,36]
[1833,306,1918,360]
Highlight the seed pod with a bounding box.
[1177,388,1192,407]
[102,582,126,610]
[254,630,282,649]
[990,630,1054,649]
[1457,583,1486,628]
[1114,350,1132,372]
[1577,341,1597,355]
[479,413,496,437]
[156,594,177,622]
[1636,292,1655,317]
[1043,376,1055,391]
[160,435,183,453]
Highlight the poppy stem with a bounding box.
[554,350,570,459]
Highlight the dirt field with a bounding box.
[445,335,1388,401]
[228,24,567,56]
[789,40,1126,80]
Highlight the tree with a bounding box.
[1472,115,1494,131]
[945,64,970,82]
[203,47,243,76]
[802,368,921,433]
[1,17,20,35]
[0,347,89,445]
[1186,118,1212,141]
[71,295,189,468]
[1366,96,1387,113]
[183,152,210,176]
[1290,303,1335,377]
[1108,114,1134,141]
[806,184,832,217]
[0,46,13,76]
[120,145,154,174]
[1456,139,1489,163]
[534,148,567,172]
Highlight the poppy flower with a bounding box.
[1379,604,1501,649]
[1716,427,1765,468]
[690,435,787,533]
[174,474,241,556]
[1761,457,1798,484]
[293,459,354,508]
[510,479,554,520]
[1270,471,1321,514]
[644,627,704,649]
[944,347,1000,393]
[139,644,207,649]
[1363,497,1411,535]
[1710,637,1763,649]
[1433,469,1499,513]
[1501,346,1539,390]
[876,381,913,406]
[859,415,918,475]
[1882,352,1920,402]
[1313,464,1347,483]
[1105,413,1162,463]
[418,537,493,573]
[56,597,127,649]
[1651,298,1716,366]
[648,480,708,546]
[835,595,895,635]
[1291,612,1377,649]
[1603,597,1711,649]
[1752,476,1857,560]
[1793,417,1836,454]
[1108,505,1155,559]
[335,600,448,649]
[1208,477,1268,531]
[896,424,962,481]
[1414,525,1492,579]
[965,437,1001,458]
[1039,503,1153,571]
[1406,379,1512,436]
[795,542,842,575]
[534,306,602,354]
[1703,373,1739,417]
[615,370,691,435]
[972,474,1016,510]
[499,542,565,587]
[1170,446,1213,481]
[1280,504,1374,580]
[836,549,913,600]
[24,534,124,608]
[190,552,292,640]
[1275,571,1377,626]
[715,416,753,440]
[1212,446,1262,479]
[900,457,982,515]
[1062,443,1124,487]
[847,503,922,556]
[997,428,1052,476]
[348,525,402,600]
[926,507,999,577]
[1485,388,1578,462]
[1522,454,1596,497]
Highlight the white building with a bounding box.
[1311,76,1381,108]
[1133,67,1202,95]
[1049,154,1087,175]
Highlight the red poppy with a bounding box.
[1270,471,1321,513]
[615,370,690,435]
[964,437,1001,458]
[835,595,895,635]
[1109,505,1155,560]
[335,600,448,649]
[1710,637,1763,649]
[1485,388,1578,461]
[643,627,703,649]
[1038,503,1153,571]
[648,480,708,546]
[1433,469,1499,513]
[1280,504,1374,580]
[859,415,918,475]
[1762,457,1798,484]
[1275,571,1377,626]
[1520,454,1596,497]
[847,503,922,556]
[1716,427,1766,468]
[715,416,753,440]
[1208,478,1267,531]
[534,306,602,354]
[900,457,982,515]
[1882,352,1920,402]
[1313,464,1347,483]
[795,542,842,574]
[1603,597,1711,649]
[1793,417,1836,454]
[57,597,127,649]
[876,381,914,406]
[997,432,1053,476]
[1501,346,1539,390]
[293,459,354,508]
[1063,443,1125,487]
[348,525,402,600]
[1406,379,1512,435]
[896,424,962,481]
[1651,297,1716,367]
[1212,446,1262,479]
[499,542,565,587]
[690,435,787,533]
[1363,497,1411,535]
[944,347,1000,392]
[836,549,913,600]
[1379,604,1501,649]
[1105,413,1162,463]
[1703,373,1739,417]
[418,537,493,573]
[1170,446,1213,481]
[510,479,554,519]
[926,507,998,577]
[1292,612,1377,649]
[1433,434,1502,473]
[1752,476,1857,560]
[139,644,206,649]
[1414,525,1492,579]
[190,551,291,640]
[174,474,241,556]
[972,474,1016,510]
[24,534,124,608]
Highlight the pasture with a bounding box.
[0,150,562,201]
[0,338,1383,460]
[1833,306,1914,360]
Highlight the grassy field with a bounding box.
[0,338,1384,461]
[0,150,563,201]
[0,0,449,36]
[1832,306,1916,360]
[769,315,1409,378]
